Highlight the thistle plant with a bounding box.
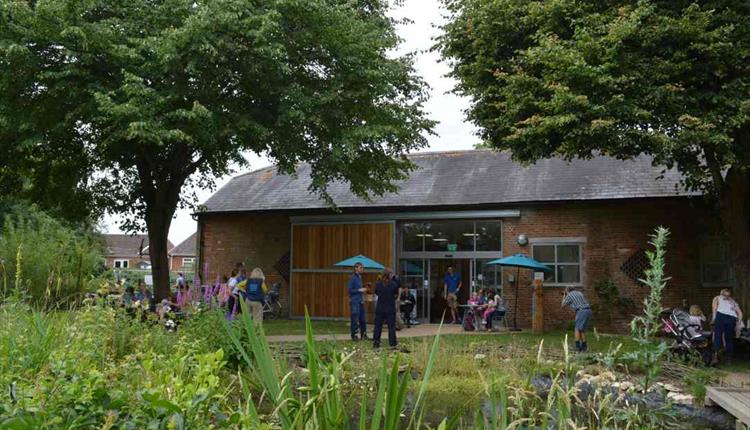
[626,226,671,391]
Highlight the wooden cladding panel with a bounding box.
[291,272,379,318]
[292,223,393,269]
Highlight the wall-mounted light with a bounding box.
[517,234,528,246]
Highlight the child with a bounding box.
[687,305,706,339]
[482,293,497,327]
[468,292,480,307]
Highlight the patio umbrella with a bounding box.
[487,254,552,331]
[334,254,385,270]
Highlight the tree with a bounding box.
[438,0,750,310]
[1,0,433,301]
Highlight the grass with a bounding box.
[262,318,351,336]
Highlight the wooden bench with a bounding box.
[706,386,750,430]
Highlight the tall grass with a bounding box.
[0,205,104,306]
[224,302,444,429]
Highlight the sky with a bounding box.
[102,0,480,246]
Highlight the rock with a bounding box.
[592,371,616,385]
[619,381,635,392]
[667,391,694,406]
[661,383,682,393]
[474,353,487,360]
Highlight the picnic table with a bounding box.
[459,304,487,332]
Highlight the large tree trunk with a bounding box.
[718,165,750,316]
[146,211,173,302]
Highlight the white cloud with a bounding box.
[103,0,478,244]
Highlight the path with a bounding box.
[266,323,500,343]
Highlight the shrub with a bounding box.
[0,203,104,305]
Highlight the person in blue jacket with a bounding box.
[373,269,400,349]
[348,262,368,341]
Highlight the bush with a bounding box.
[0,203,104,305]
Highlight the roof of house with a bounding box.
[201,150,697,214]
[170,232,197,257]
[103,234,174,257]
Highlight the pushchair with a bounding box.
[661,308,713,366]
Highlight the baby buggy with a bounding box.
[661,308,713,366]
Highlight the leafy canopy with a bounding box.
[438,0,750,193]
[1,0,434,231]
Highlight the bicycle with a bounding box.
[262,283,284,320]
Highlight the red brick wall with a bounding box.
[170,256,197,273]
[502,198,719,331]
[105,256,137,269]
[198,213,291,315]
[198,198,722,331]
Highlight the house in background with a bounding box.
[103,234,175,270]
[195,150,731,331]
[170,232,197,273]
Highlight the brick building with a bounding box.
[170,232,197,273]
[103,234,175,270]
[196,150,732,331]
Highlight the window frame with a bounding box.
[530,242,583,287]
[182,257,195,266]
[114,259,129,269]
[700,237,735,287]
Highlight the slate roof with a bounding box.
[170,232,196,257]
[103,234,174,257]
[201,150,696,214]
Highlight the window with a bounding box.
[476,259,503,293]
[475,221,502,251]
[401,220,502,253]
[114,259,129,269]
[182,258,195,266]
[532,243,582,285]
[700,239,735,286]
[423,221,475,252]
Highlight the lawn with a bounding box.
[263,318,350,336]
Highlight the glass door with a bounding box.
[399,259,428,322]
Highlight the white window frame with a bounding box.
[114,259,129,269]
[700,237,735,287]
[182,257,195,266]
[530,240,584,287]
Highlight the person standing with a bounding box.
[443,266,462,324]
[176,272,186,289]
[711,288,743,365]
[348,262,368,341]
[373,269,400,349]
[245,268,267,322]
[562,287,592,352]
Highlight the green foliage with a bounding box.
[1,0,435,299]
[437,0,750,311]
[438,0,750,188]
[625,227,671,391]
[0,204,104,305]
[683,367,718,405]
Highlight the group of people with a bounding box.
[560,285,747,364]
[113,263,273,326]
[224,262,269,322]
[466,288,505,330]
[348,262,419,349]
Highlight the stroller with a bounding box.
[661,308,713,366]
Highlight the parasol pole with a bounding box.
[511,266,521,331]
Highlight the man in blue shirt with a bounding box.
[348,262,368,341]
[444,266,462,324]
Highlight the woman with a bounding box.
[244,268,267,322]
[225,269,240,320]
[373,269,400,349]
[711,288,743,365]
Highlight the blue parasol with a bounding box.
[334,255,385,270]
[488,254,551,331]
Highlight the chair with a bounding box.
[491,305,509,331]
